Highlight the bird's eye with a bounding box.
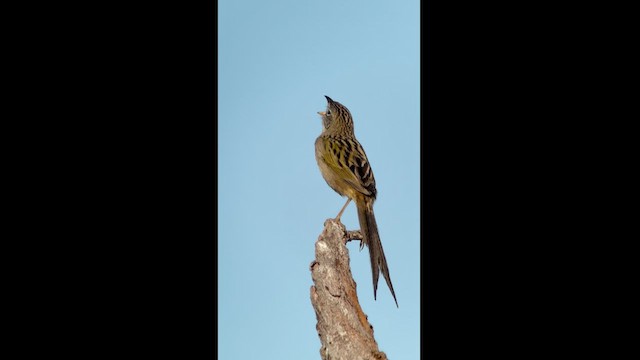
[326,109,331,116]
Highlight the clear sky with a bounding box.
[218,0,420,358]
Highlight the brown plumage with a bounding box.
[314,95,398,307]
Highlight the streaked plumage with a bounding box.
[314,95,398,307]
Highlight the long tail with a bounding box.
[357,198,398,307]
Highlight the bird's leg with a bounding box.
[334,198,352,221]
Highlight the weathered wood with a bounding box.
[310,219,388,360]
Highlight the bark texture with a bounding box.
[309,219,388,360]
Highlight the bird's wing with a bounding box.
[320,136,377,197]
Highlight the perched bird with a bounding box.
[314,95,398,307]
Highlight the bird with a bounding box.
[314,95,398,307]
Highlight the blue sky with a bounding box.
[218,0,420,358]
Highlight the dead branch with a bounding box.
[309,219,388,360]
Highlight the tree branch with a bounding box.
[309,219,388,360]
